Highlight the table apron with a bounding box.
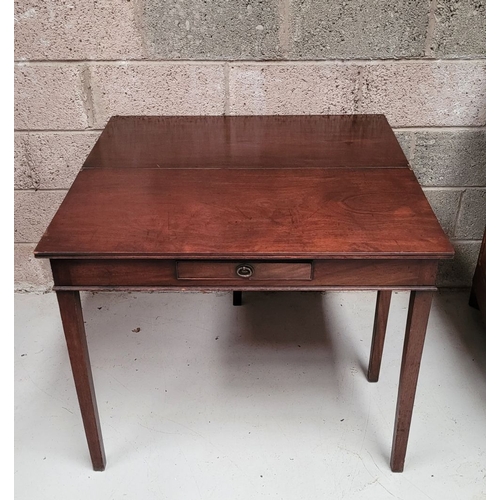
[51,258,438,289]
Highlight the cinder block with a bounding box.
[15,65,88,130]
[91,63,225,128]
[289,0,428,59]
[437,241,481,287]
[15,0,144,60]
[14,190,67,243]
[228,64,358,115]
[14,135,34,189]
[423,189,462,237]
[359,61,486,127]
[14,243,53,291]
[412,130,485,186]
[143,0,282,59]
[394,131,414,161]
[455,189,486,239]
[15,132,99,189]
[433,0,486,58]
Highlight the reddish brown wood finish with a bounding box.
[84,115,409,170]
[367,290,392,382]
[34,168,453,260]
[50,259,438,288]
[33,115,455,473]
[391,290,434,472]
[469,231,485,321]
[56,291,106,471]
[177,261,312,280]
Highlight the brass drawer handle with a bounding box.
[236,264,254,278]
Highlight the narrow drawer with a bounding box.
[176,261,312,281]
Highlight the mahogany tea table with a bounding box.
[34,115,454,472]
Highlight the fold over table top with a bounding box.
[34,115,454,260]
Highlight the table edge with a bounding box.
[34,251,455,260]
[52,285,439,292]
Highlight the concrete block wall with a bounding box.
[14,0,486,291]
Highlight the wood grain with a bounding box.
[34,114,453,473]
[391,290,434,472]
[176,261,312,280]
[35,168,454,260]
[56,291,106,471]
[367,290,392,382]
[50,259,439,287]
[83,115,409,170]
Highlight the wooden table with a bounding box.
[34,115,454,472]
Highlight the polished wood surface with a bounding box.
[56,291,106,471]
[368,290,392,382]
[469,231,485,321]
[35,167,453,259]
[34,115,455,473]
[391,290,434,472]
[84,115,409,170]
[50,258,438,288]
[177,261,312,281]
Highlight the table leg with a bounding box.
[367,290,392,382]
[233,291,242,306]
[56,291,106,471]
[390,290,434,472]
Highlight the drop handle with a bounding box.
[236,264,254,278]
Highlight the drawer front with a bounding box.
[176,261,312,281]
[51,259,438,288]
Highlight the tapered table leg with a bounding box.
[233,291,242,306]
[367,290,392,382]
[390,290,434,472]
[56,291,106,471]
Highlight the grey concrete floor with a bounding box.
[15,290,485,499]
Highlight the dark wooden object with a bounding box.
[55,291,106,471]
[35,167,452,259]
[391,291,434,472]
[233,291,242,306]
[84,115,409,170]
[368,290,392,382]
[469,231,486,322]
[34,115,454,472]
